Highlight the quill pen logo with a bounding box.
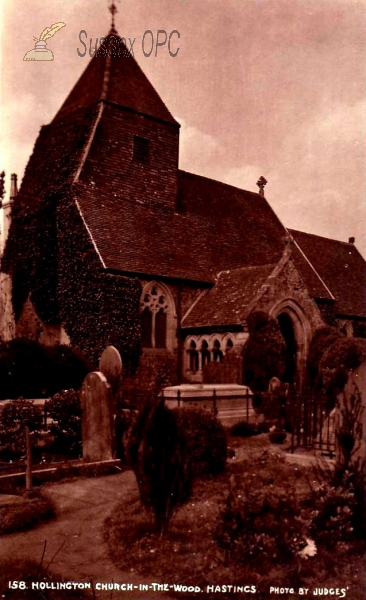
[24,22,66,61]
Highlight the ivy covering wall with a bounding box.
[2,106,142,368]
[57,189,142,367]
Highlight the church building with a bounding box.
[1,26,365,389]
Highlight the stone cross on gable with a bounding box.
[256,176,267,197]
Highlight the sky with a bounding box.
[1,0,365,257]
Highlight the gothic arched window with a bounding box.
[188,341,199,372]
[201,340,211,367]
[213,340,223,362]
[140,283,173,349]
[225,339,234,354]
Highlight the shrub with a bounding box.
[0,338,91,399]
[307,326,344,389]
[320,337,366,397]
[307,461,366,547]
[123,353,176,406]
[0,338,47,399]
[0,399,43,459]
[242,311,287,391]
[0,398,43,432]
[43,345,91,396]
[230,420,261,437]
[216,473,309,568]
[176,408,227,476]
[268,429,287,444]
[115,407,136,460]
[0,493,55,535]
[126,397,192,533]
[45,389,82,458]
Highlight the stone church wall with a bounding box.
[15,296,69,346]
[255,257,323,333]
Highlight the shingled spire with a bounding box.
[53,24,178,126]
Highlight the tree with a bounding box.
[242,311,287,391]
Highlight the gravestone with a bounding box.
[99,345,125,459]
[81,371,115,462]
[99,346,123,402]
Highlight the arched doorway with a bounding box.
[277,313,297,384]
[270,300,311,390]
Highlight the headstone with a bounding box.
[81,372,115,462]
[99,346,123,399]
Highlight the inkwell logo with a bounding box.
[23,22,66,61]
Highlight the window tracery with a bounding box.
[140,283,173,349]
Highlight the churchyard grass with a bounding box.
[104,434,366,599]
[0,491,55,535]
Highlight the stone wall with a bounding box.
[0,272,15,341]
[15,296,69,346]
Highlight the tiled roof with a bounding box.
[182,264,276,328]
[75,152,287,282]
[6,28,365,327]
[289,229,366,317]
[53,32,178,126]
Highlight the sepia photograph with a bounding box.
[0,0,365,598]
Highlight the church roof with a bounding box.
[6,26,366,328]
[182,264,276,328]
[289,230,366,318]
[75,166,287,282]
[53,32,178,126]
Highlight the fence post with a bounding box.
[25,426,32,493]
[213,388,217,417]
[290,393,296,454]
[44,402,47,431]
[177,388,181,409]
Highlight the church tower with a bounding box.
[54,24,180,212]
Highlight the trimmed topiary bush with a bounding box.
[307,326,344,389]
[320,337,366,397]
[176,408,227,477]
[126,397,192,534]
[242,311,287,392]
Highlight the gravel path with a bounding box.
[1,471,174,598]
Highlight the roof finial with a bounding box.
[256,176,267,197]
[109,1,118,33]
